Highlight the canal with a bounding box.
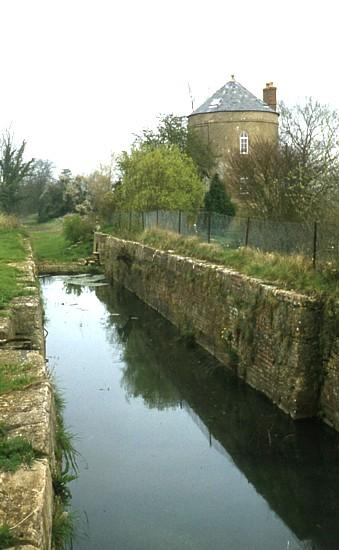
[41,275,339,550]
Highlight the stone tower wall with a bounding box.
[188,110,279,177]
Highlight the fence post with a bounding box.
[178,210,182,235]
[141,212,145,231]
[245,217,250,246]
[207,212,211,243]
[312,221,318,269]
[118,212,121,228]
[156,209,159,226]
[129,211,132,232]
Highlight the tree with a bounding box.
[227,138,299,220]
[17,159,55,215]
[204,173,235,216]
[38,168,74,222]
[116,144,205,212]
[60,165,117,221]
[136,114,216,178]
[227,99,339,221]
[82,167,115,220]
[280,98,339,176]
[0,132,34,213]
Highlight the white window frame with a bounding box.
[240,131,249,154]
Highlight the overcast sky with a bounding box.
[0,0,337,175]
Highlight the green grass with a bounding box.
[53,385,79,474]
[52,384,78,549]
[0,435,43,472]
[52,507,76,549]
[0,419,43,473]
[133,228,338,297]
[0,365,44,474]
[0,229,27,263]
[0,362,36,396]
[0,525,20,549]
[26,217,92,263]
[0,228,29,311]
[0,264,28,310]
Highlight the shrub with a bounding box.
[117,144,205,212]
[62,215,94,244]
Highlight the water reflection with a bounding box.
[42,276,339,550]
[64,283,84,296]
[94,283,339,550]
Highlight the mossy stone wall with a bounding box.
[95,233,339,431]
[0,245,55,548]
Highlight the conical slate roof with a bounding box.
[191,80,275,115]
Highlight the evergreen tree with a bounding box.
[204,174,235,216]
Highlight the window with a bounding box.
[240,131,249,154]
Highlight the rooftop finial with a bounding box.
[231,74,235,81]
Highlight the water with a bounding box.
[41,275,339,550]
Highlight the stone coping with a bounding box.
[0,243,55,549]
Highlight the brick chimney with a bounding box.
[263,82,277,111]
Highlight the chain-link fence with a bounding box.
[108,210,338,269]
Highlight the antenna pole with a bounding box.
[188,82,194,111]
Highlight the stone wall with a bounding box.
[0,245,55,549]
[95,233,339,431]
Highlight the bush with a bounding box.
[62,215,94,244]
[117,144,205,212]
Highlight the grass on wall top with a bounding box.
[133,228,338,297]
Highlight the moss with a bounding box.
[220,327,239,367]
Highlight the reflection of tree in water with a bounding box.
[95,284,181,409]
[64,282,83,296]
[116,317,134,343]
[120,322,181,410]
[94,282,339,550]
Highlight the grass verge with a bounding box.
[0,229,27,263]
[118,228,338,297]
[26,217,92,263]
[0,228,29,311]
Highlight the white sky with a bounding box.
[0,0,337,176]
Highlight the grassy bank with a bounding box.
[26,217,92,263]
[0,228,29,311]
[108,227,338,297]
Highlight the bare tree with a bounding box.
[227,99,339,221]
[280,98,339,175]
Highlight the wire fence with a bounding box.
[108,210,339,269]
